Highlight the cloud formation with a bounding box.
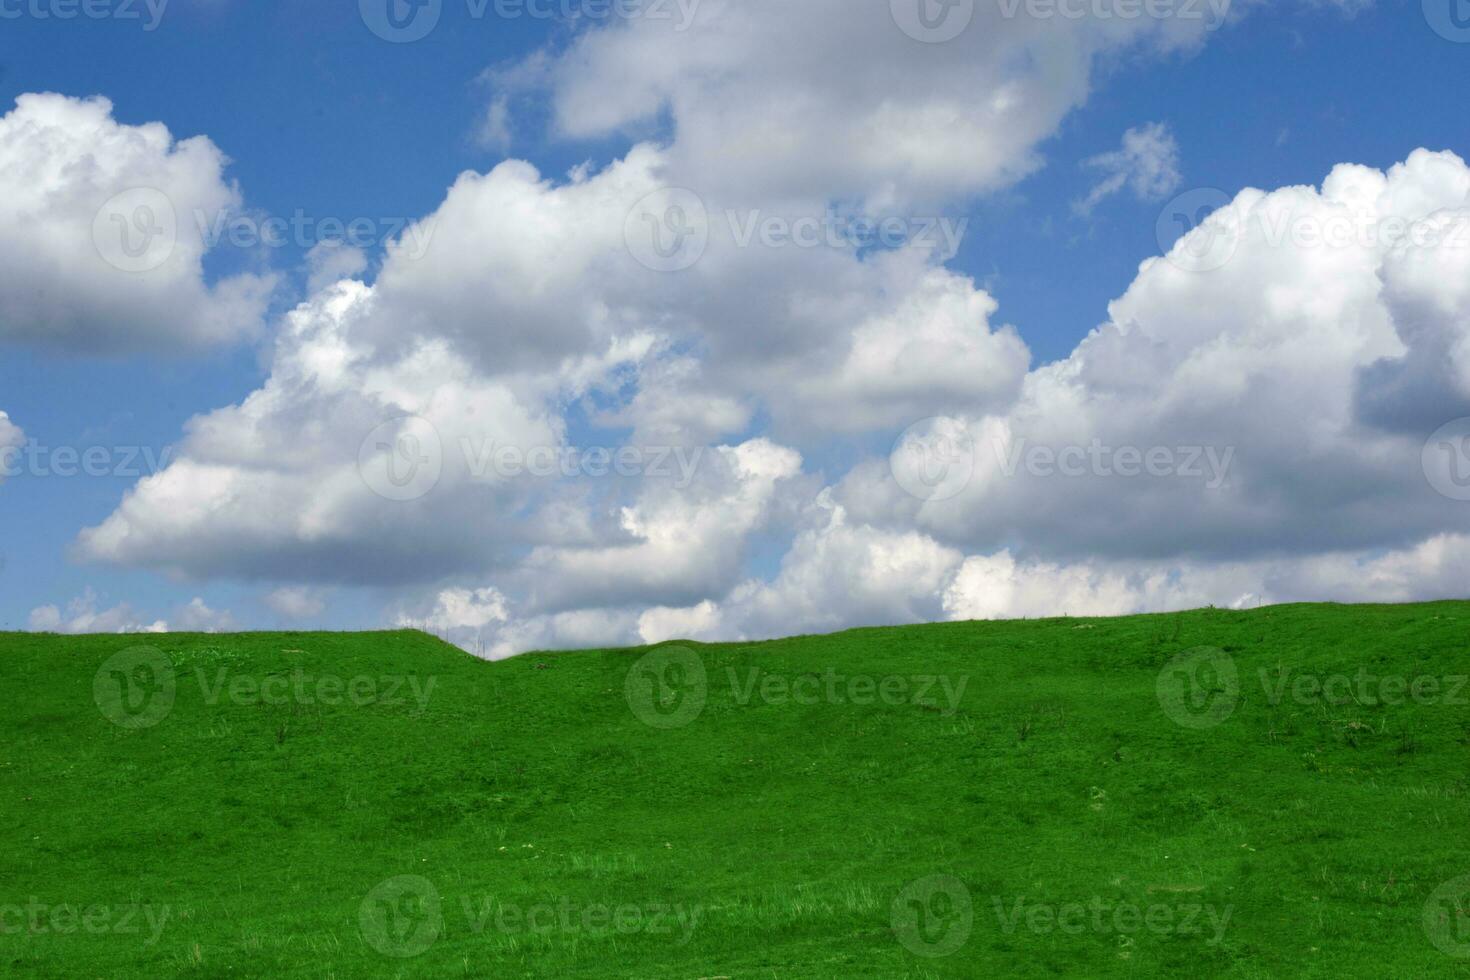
[0,94,273,353]
[27,590,234,634]
[56,6,1470,657]
[1075,122,1183,215]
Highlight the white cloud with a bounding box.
[74,138,1020,594]
[0,93,274,353]
[779,261,1029,433]
[82,146,1470,655]
[304,241,368,294]
[25,589,222,635]
[943,535,1470,622]
[408,587,509,632]
[713,492,964,639]
[855,150,1470,571]
[500,148,1470,652]
[0,412,22,485]
[264,587,328,621]
[514,438,803,615]
[475,94,514,152]
[75,279,562,583]
[172,597,237,632]
[515,0,1216,207]
[638,600,721,645]
[1075,122,1183,215]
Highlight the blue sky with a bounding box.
[2,0,1469,646]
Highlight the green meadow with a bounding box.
[3,601,1469,977]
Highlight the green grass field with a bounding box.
[4,602,1470,977]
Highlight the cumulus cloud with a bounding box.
[0,93,274,353]
[26,590,234,634]
[80,142,1470,655]
[61,0,1470,670]
[1075,122,1183,215]
[172,597,237,632]
[76,279,561,584]
[513,438,803,615]
[714,492,964,639]
[511,0,1215,207]
[847,150,1470,571]
[515,149,1470,651]
[75,138,1018,593]
[342,146,1022,437]
[943,535,1470,622]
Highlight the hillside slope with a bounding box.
[3,603,1469,977]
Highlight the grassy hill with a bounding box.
[3,602,1470,977]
